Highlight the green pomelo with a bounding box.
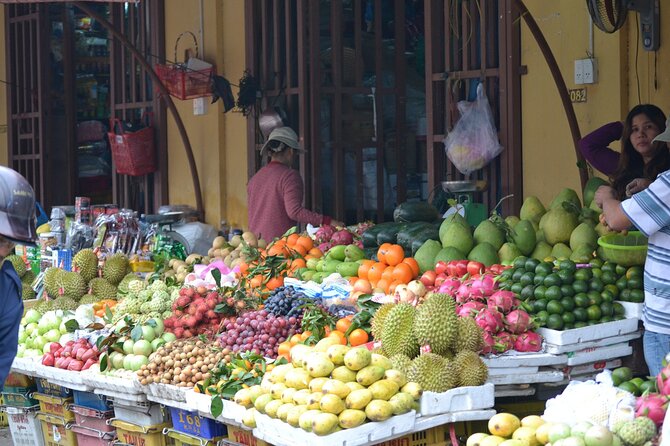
[536,228,545,243]
[473,220,505,251]
[583,177,609,207]
[440,222,474,256]
[549,188,582,210]
[520,196,546,224]
[498,243,523,265]
[570,222,599,251]
[551,243,573,260]
[434,247,466,263]
[595,222,615,237]
[570,245,594,264]
[511,220,537,256]
[505,216,520,229]
[468,243,500,267]
[531,241,553,261]
[589,199,603,214]
[542,208,579,245]
[438,213,468,241]
[414,239,442,274]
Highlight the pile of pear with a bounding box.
[233,344,422,436]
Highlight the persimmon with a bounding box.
[384,244,405,266]
[381,265,395,282]
[357,259,375,280]
[392,262,414,284]
[377,243,393,264]
[402,257,420,278]
[375,278,390,294]
[367,262,386,283]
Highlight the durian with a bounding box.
[79,294,100,305]
[21,283,35,300]
[413,293,458,356]
[57,271,87,300]
[408,353,457,393]
[380,303,419,358]
[452,317,485,353]
[103,254,130,285]
[452,350,488,387]
[73,249,98,282]
[371,303,394,340]
[43,268,63,298]
[52,296,78,311]
[5,255,26,277]
[33,299,53,313]
[22,270,35,285]
[89,278,118,300]
[389,354,413,375]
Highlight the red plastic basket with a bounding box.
[107,113,156,176]
[155,31,214,100]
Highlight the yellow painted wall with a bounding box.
[521,2,670,207]
[0,6,7,166]
[164,0,248,230]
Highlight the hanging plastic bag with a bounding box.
[443,83,503,175]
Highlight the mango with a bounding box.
[356,365,385,386]
[286,404,308,427]
[254,393,273,413]
[322,379,351,399]
[307,392,323,410]
[326,344,351,365]
[370,353,392,370]
[383,369,407,388]
[368,379,399,400]
[401,382,423,400]
[319,393,346,415]
[308,377,329,393]
[345,388,373,410]
[344,244,365,262]
[311,412,339,435]
[327,245,347,261]
[388,392,414,415]
[365,399,394,422]
[298,409,321,431]
[338,409,367,429]
[277,402,295,422]
[331,366,357,383]
[345,381,365,392]
[281,387,297,403]
[292,389,311,405]
[336,261,360,277]
[305,352,335,377]
[344,347,372,371]
[242,408,257,428]
[284,368,310,390]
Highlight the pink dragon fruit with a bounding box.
[456,301,487,318]
[635,393,668,426]
[657,364,670,396]
[487,290,519,314]
[318,242,333,252]
[331,229,354,246]
[315,225,336,244]
[505,309,533,334]
[480,331,495,355]
[494,331,518,353]
[475,308,504,333]
[513,331,543,352]
[438,278,462,295]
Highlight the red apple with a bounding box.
[420,270,436,286]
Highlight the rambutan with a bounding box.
[175,296,191,308]
[173,327,185,338]
[174,309,184,317]
[163,318,174,328]
[183,287,195,298]
[206,298,217,310]
[187,305,198,316]
[185,316,198,328]
[206,310,217,319]
[183,329,193,338]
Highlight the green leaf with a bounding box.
[131,324,143,342]
[64,319,80,333]
[211,268,222,288]
[198,334,208,343]
[85,323,105,331]
[104,307,114,324]
[210,396,223,417]
[100,354,108,372]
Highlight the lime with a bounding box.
[513,257,528,270]
[602,262,617,274]
[588,291,603,306]
[572,307,588,322]
[558,260,577,274]
[510,283,524,295]
[525,258,541,272]
[546,300,565,315]
[560,297,576,312]
[618,381,639,395]
[630,377,645,389]
[604,284,620,299]
[626,266,643,280]
[613,302,625,316]
[616,277,628,290]
[562,312,576,325]
[592,268,603,279]
[600,302,614,317]
[575,268,593,281]
[545,285,563,301]
[574,321,589,328]
[512,269,525,282]
[564,323,575,330]
[535,262,554,276]
[557,269,575,284]
[572,280,589,294]
[534,274,547,286]
[589,258,604,268]
[534,286,548,300]
[619,289,632,302]
[574,293,590,308]
[560,284,575,297]
[544,274,563,287]
[627,277,643,290]
[533,299,548,312]
[629,289,645,303]
[500,269,515,280]
[611,367,633,385]
[535,310,549,326]
[615,264,628,276]
[519,272,535,287]
[546,314,564,330]
[586,305,603,321]
[520,285,536,301]
[639,380,657,393]
[600,289,615,303]
[590,278,604,292]
[600,315,614,323]
[601,271,617,285]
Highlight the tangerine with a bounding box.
[385,244,405,266]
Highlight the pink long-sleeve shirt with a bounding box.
[247,161,331,241]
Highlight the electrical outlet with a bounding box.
[574,60,584,85]
[582,58,597,84]
[193,97,208,116]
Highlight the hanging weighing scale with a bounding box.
[441,180,488,228]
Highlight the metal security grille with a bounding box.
[5,3,47,205]
[245,0,522,222]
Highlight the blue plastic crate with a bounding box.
[35,377,71,397]
[169,407,226,439]
[73,390,111,411]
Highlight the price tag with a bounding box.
[569,88,587,103]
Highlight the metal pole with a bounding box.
[74,1,205,221]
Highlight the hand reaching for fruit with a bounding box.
[625,178,652,197]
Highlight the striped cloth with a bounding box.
[621,170,670,334]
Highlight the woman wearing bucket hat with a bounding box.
[247,127,344,241]
[579,104,670,199]
[0,166,37,390]
[594,126,670,376]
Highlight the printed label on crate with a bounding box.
[228,424,264,446]
[52,424,61,442]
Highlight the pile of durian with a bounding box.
[34,250,135,313]
[5,255,37,300]
[372,293,489,393]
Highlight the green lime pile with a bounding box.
[612,366,657,396]
[497,257,638,331]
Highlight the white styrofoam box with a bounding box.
[494,386,537,398]
[81,370,143,395]
[6,406,45,446]
[483,352,568,368]
[537,318,638,346]
[551,359,622,374]
[487,366,539,376]
[11,357,38,376]
[615,301,643,319]
[184,390,244,423]
[33,364,92,391]
[146,383,189,402]
[488,369,565,385]
[565,343,632,366]
[101,389,148,404]
[146,393,192,411]
[254,410,416,446]
[413,409,496,431]
[110,399,168,425]
[544,331,641,355]
[419,383,494,417]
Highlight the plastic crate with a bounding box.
[111,419,171,446]
[375,424,451,446]
[73,390,111,411]
[0,395,7,427]
[112,398,168,425]
[2,386,39,407]
[70,425,116,446]
[34,393,75,422]
[169,407,226,439]
[223,423,270,446]
[36,412,78,446]
[6,405,45,446]
[35,377,72,397]
[166,428,225,446]
[5,372,35,388]
[71,404,115,432]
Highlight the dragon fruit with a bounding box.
[438,278,461,295]
[456,301,487,318]
[475,308,504,333]
[315,225,336,244]
[657,364,670,396]
[635,393,668,426]
[487,290,519,314]
[481,331,495,355]
[331,229,354,246]
[494,331,517,353]
[505,309,533,334]
[318,242,333,252]
[513,331,543,352]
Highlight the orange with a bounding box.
[348,328,369,346]
[381,265,395,282]
[402,257,420,278]
[377,243,393,264]
[392,262,414,284]
[249,274,264,288]
[290,258,306,270]
[296,235,314,251]
[286,233,300,246]
[308,247,324,258]
[266,276,284,290]
[367,262,386,283]
[375,278,390,294]
[278,342,292,357]
[335,316,353,333]
[238,262,249,275]
[328,330,348,345]
[357,259,375,280]
[384,244,405,266]
[290,244,308,257]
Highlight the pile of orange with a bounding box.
[354,243,419,294]
[92,299,117,318]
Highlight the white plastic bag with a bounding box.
[444,84,503,175]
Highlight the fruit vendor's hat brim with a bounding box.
[260,127,306,157]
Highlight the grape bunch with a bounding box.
[264,285,320,318]
[218,309,299,358]
[327,304,357,320]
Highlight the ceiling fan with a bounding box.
[586,0,659,51]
